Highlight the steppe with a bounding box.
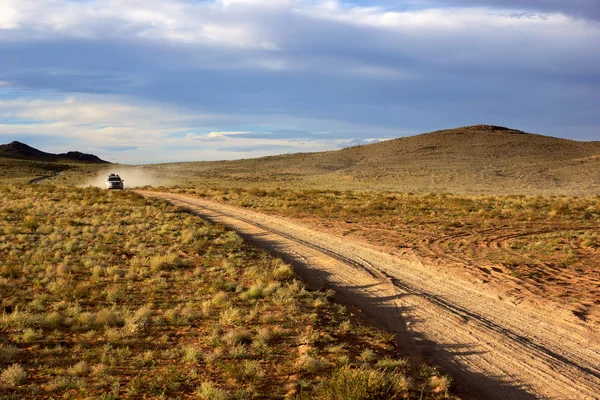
[0,186,449,399]
[2,125,599,399]
[49,125,600,322]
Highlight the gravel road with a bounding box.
[137,191,600,400]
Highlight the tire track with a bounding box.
[29,171,62,184]
[137,191,600,400]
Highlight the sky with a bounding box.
[0,0,599,163]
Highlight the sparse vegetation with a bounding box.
[167,187,600,312]
[300,365,412,400]
[35,126,600,197]
[0,157,70,184]
[0,185,452,399]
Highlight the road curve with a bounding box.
[29,171,62,184]
[137,191,600,400]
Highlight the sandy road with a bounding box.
[137,191,600,400]
[29,171,62,184]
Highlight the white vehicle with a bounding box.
[105,173,124,190]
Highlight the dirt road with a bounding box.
[29,171,62,184]
[137,191,600,399]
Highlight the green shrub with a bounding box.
[307,365,411,400]
[195,381,229,400]
[0,364,27,386]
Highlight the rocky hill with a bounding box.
[0,141,109,164]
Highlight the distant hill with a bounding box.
[0,141,109,164]
[148,125,600,196]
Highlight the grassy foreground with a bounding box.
[0,185,453,399]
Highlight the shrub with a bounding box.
[228,344,248,359]
[359,349,376,363]
[95,308,123,327]
[135,350,156,367]
[308,365,410,400]
[48,375,85,390]
[242,284,264,300]
[149,253,186,272]
[211,292,229,306]
[22,328,40,343]
[183,345,203,363]
[223,328,252,345]
[297,354,325,373]
[195,381,229,400]
[0,344,19,362]
[90,363,108,377]
[201,300,213,316]
[272,263,294,282]
[45,311,64,329]
[223,360,264,384]
[429,375,452,396]
[106,286,125,303]
[68,361,90,376]
[218,307,242,326]
[123,306,153,336]
[1,364,27,386]
[255,327,272,344]
[0,264,21,279]
[375,357,409,372]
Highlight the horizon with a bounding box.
[3,123,599,166]
[0,0,599,163]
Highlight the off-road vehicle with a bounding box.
[105,173,124,190]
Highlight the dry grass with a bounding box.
[164,187,600,318]
[0,157,70,184]
[4,126,596,396]
[32,126,600,196]
[0,184,453,399]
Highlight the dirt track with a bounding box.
[137,191,600,400]
[29,171,62,184]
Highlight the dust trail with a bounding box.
[81,167,169,189]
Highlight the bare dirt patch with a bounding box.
[138,191,600,400]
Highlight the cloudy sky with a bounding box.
[0,0,598,163]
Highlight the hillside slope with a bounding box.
[0,141,108,164]
[148,125,600,196]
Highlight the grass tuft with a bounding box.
[0,364,27,387]
[0,185,454,399]
[305,365,411,400]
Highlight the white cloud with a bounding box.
[186,131,252,140]
[0,0,278,50]
[0,95,221,153]
[296,3,599,69]
[1,0,597,75]
[0,93,398,163]
[0,1,21,30]
[0,0,598,160]
[346,65,416,80]
[220,0,292,9]
[0,96,210,129]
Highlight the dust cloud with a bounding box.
[81,168,169,189]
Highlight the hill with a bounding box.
[146,125,600,196]
[0,141,108,164]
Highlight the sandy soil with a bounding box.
[137,191,600,400]
[285,216,600,326]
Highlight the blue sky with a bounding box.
[0,0,598,163]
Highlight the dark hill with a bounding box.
[0,141,109,164]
